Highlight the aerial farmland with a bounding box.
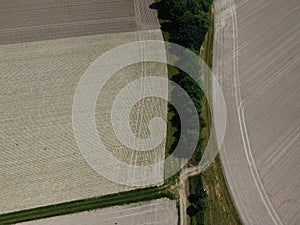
[214,0,300,224]
[0,0,137,45]
[2,0,299,224]
[19,198,178,225]
[0,0,172,220]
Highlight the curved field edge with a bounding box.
[200,5,242,225]
[0,186,176,225]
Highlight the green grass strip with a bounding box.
[0,186,174,225]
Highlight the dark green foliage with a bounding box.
[187,205,199,217]
[188,194,198,203]
[173,11,210,50]
[150,1,213,224]
[189,175,209,224]
[199,186,208,199]
[151,1,213,224]
[155,0,211,50]
[152,0,211,163]
[167,69,206,163]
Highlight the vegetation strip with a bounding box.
[199,5,242,225]
[153,0,213,224]
[0,186,175,225]
[0,1,240,225]
[188,175,208,225]
[153,0,241,224]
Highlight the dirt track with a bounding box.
[213,0,300,224]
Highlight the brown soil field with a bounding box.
[0,0,159,45]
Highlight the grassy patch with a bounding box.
[202,157,242,225]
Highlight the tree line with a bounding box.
[152,0,212,163]
[151,1,213,224]
[151,0,212,51]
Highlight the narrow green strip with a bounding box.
[0,186,175,225]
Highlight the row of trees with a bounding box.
[152,0,212,163]
[151,1,213,223]
[152,0,212,51]
[187,187,208,217]
[187,175,209,224]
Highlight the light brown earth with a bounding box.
[19,198,178,225]
[213,0,300,224]
[0,0,168,215]
[0,29,166,215]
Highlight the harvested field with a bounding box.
[213,0,300,224]
[0,29,167,214]
[200,8,242,224]
[0,0,136,45]
[19,198,178,225]
[0,0,168,214]
[0,0,160,45]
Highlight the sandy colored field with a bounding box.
[199,8,242,224]
[213,0,300,224]
[0,29,167,214]
[0,0,169,215]
[19,198,178,225]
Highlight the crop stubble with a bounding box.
[0,0,168,214]
[213,0,300,224]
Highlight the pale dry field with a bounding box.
[213,0,300,224]
[0,0,168,215]
[19,198,178,225]
[0,29,166,214]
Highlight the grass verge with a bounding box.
[200,5,243,225]
[0,186,175,225]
